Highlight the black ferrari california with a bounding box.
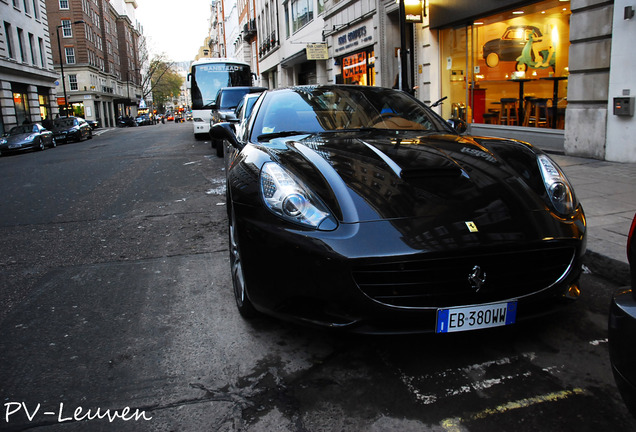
[211,85,586,334]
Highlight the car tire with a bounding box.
[486,52,499,68]
[88,130,93,139]
[51,138,57,148]
[38,139,45,151]
[229,205,258,318]
[216,140,224,158]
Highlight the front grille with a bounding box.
[352,245,575,308]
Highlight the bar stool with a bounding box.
[499,98,518,125]
[524,98,550,128]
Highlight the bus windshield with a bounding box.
[190,63,252,109]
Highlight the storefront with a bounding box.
[333,19,376,86]
[434,0,570,130]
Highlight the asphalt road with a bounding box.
[0,122,634,431]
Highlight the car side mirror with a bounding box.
[447,118,468,134]
[210,122,242,150]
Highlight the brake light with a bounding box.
[628,214,636,264]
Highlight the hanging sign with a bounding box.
[306,43,328,60]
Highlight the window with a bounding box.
[65,47,75,64]
[38,37,45,67]
[32,0,40,19]
[68,74,78,91]
[61,20,72,37]
[291,0,313,33]
[23,0,31,15]
[3,22,14,59]
[17,28,26,62]
[59,0,69,9]
[28,33,36,65]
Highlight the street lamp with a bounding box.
[56,20,85,117]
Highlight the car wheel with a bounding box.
[229,205,258,318]
[88,130,93,139]
[38,139,45,151]
[51,138,57,148]
[485,52,499,68]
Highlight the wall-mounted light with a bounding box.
[625,6,634,20]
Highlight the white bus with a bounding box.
[187,58,253,139]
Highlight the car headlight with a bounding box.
[537,154,577,216]
[0,138,7,145]
[260,162,336,230]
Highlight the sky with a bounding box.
[135,0,211,62]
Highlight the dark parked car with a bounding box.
[609,214,636,419]
[210,85,587,334]
[135,114,154,126]
[210,86,267,156]
[86,119,100,129]
[52,116,92,143]
[483,25,543,68]
[0,123,56,155]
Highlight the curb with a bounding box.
[583,249,630,287]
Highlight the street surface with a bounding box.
[0,122,634,431]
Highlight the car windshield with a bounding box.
[9,124,38,135]
[250,86,451,141]
[53,118,77,128]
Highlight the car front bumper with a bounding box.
[235,203,586,334]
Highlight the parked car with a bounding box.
[52,116,92,143]
[135,114,153,126]
[86,119,100,130]
[228,92,264,140]
[0,123,56,155]
[210,86,267,156]
[609,214,636,419]
[210,85,587,333]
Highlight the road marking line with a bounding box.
[440,388,587,431]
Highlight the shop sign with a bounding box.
[404,0,424,23]
[335,21,373,54]
[57,97,66,106]
[306,43,328,60]
[342,52,367,79]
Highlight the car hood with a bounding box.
[267,132,557,231]
[3,133,34,143]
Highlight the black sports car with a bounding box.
[211,85,586,334]
[609,214,636,418]
[52,116,92,143]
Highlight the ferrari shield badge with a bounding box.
[465,221,478,232]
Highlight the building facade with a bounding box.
[45,0,144,128]
[207,0,634,162]
[0,0,59,134]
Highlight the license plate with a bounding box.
[436,301,517,333]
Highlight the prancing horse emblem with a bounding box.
[468,265,487,292]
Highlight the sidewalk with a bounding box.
[551,154,636,285]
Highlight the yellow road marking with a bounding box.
[440,388,586,431]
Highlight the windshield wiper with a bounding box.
[257,131,310,141]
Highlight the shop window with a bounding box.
[440,0,570,129]
[12,88,30,125]
[339,50,375,86]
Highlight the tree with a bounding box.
[142,55,183,112]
